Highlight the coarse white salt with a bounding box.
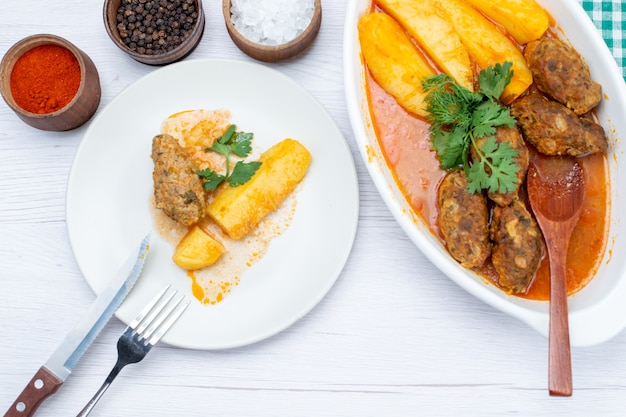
[230,0,315,46]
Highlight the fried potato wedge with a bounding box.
[208,138,311,240]
[463,0,549,45]
[434,0,533,103]
[358,12,435,117]
[173,225,226,270]
[377,0,473,90]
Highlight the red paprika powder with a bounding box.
[10,44,81,114]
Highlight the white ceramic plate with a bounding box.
[67,59,359,350]
[344,0,626,346]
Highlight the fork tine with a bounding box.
[130,284,171,329]
[130,285,190,345]
[135,289,177,337]
[146,296,190,345]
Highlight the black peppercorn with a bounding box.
[115,0,199,55]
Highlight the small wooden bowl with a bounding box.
[0,34,101,131]
[104,0,205,66]
[222,0,322,62]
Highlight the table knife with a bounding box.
[4,233,151,417]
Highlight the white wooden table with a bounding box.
[2,1,626,416]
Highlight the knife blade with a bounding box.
[4,233,151,417]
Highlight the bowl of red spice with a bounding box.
[103,0,205,65]
[0,34,101,131]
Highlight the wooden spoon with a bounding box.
[526,155,585,397]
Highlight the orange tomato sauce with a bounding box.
[366,71,610,300]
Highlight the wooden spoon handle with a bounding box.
[548,244,573,396]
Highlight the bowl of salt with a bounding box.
[222,0,321,62]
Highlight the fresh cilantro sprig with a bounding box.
[421,62,520,194]
[197,124,261,191]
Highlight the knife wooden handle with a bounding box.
[4,367,63,417]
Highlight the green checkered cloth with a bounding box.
[580,0,626,80]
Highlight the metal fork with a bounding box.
[76,284,190,417]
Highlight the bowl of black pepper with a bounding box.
[104,0,205,65]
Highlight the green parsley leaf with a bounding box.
[209,126,254,158]
[216,124,236,144]
[231,133,254,157]
[228,161,262,186]
[467,136,520,194]
[422,62,519,194]
[199,124,261,190]
[209,141,231,156]
[478,61,514,100]
[471,101,515,138]
[197,168,226,191]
